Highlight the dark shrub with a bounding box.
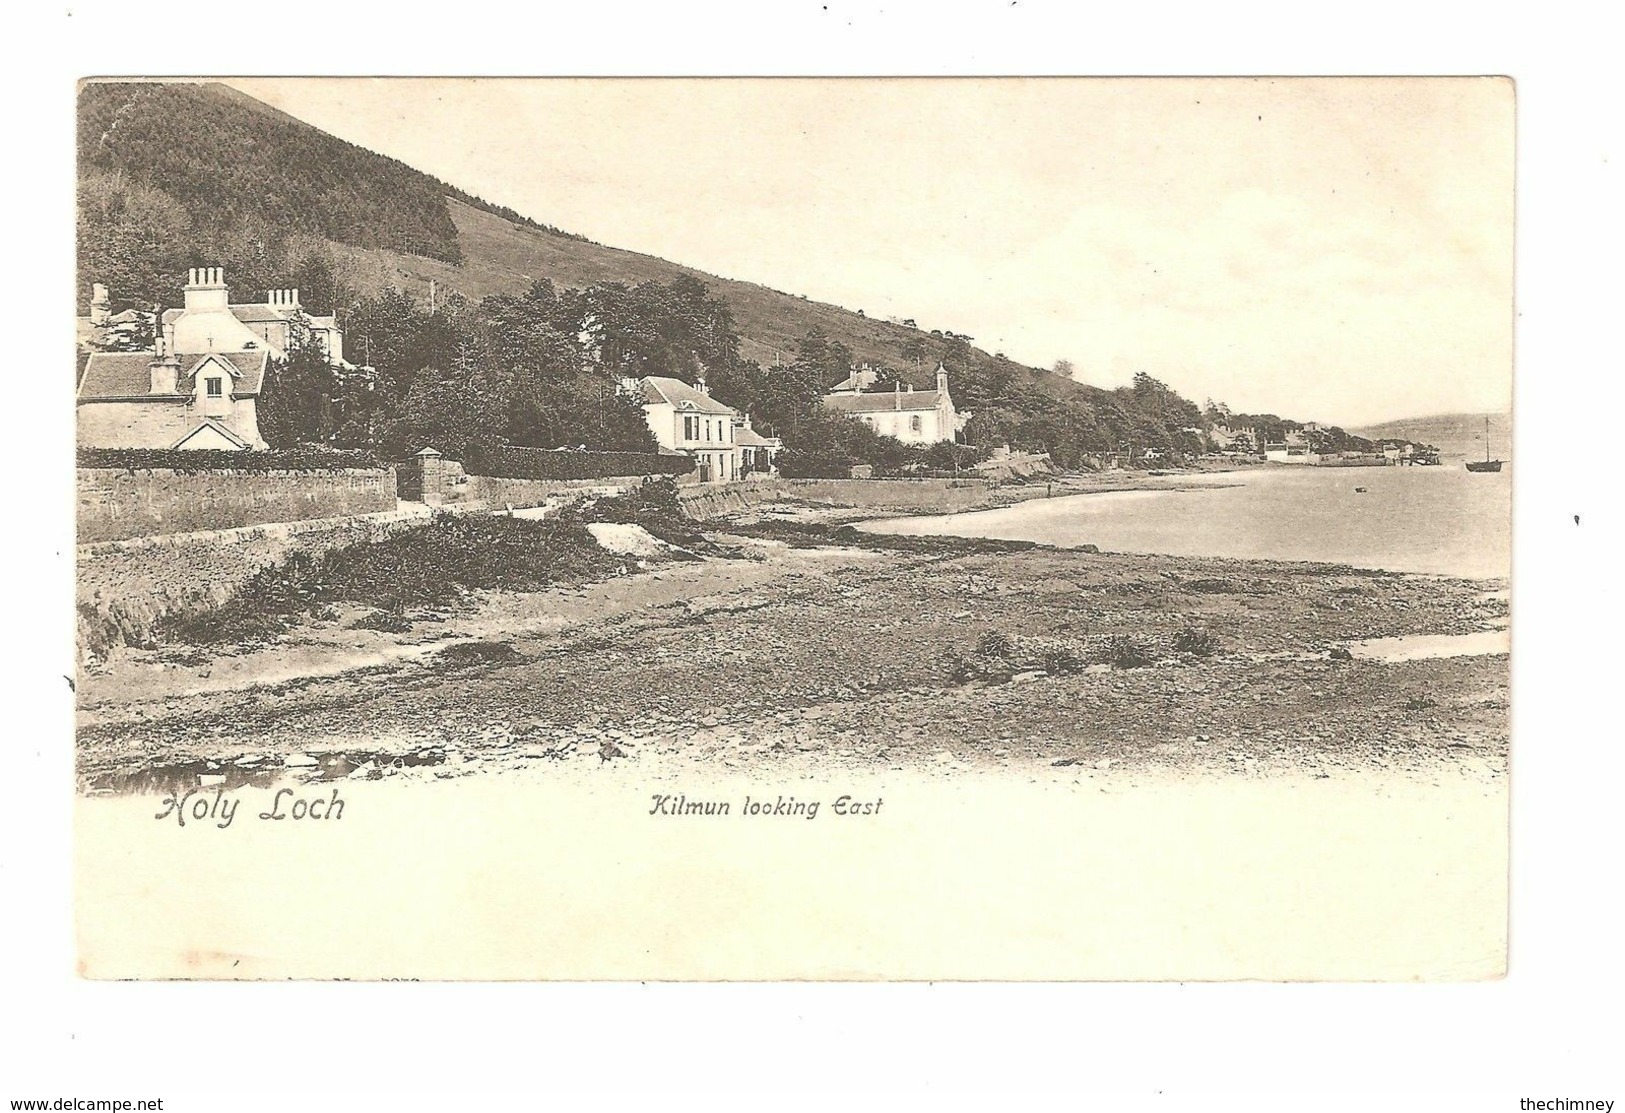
[1103,636,1155,669]
[351,610,415,633]
[436,640,523,667]
[1037,641,1086,674]
[1173,625,1219,657]
[976,630,1014,658]
[77,447,383,472]
[153,513,622,647]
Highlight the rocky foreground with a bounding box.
[76,524,1510,795]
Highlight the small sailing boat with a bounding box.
[1465,415,1503,473]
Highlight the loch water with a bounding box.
[863,463,1512,580]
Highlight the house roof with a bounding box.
[821,388,946,415]
[172,418,252,450]
[161,304,318,327]
[77,350,270,402]
[229,304,291,324]
[639,376,736,415]
[734,427,780,448]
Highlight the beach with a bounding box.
[76,469,1510,793]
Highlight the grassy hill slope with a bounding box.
[1352,413,1512,460]
[335,198,1075,396]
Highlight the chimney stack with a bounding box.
[149,351,180,395]
[184,266,230,312]
[268,288,301,310]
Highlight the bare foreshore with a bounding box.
[75,469,1510,796]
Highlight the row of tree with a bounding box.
[81,256,1338,472]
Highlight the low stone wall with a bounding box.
[78,466,397,544]
[463,474,646,509]
[76,508,433,658]
[400,451,648,510]
[676,477,994,520]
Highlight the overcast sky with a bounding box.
[228,77,1512,427]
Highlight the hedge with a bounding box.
[464,445,696,481]
[77,447,386,472]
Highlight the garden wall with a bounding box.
[78,466,397,544]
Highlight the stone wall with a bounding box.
[676,477,994,520]
[78,466,397,544]
[398,451,647,510]
[464,474,642,509]
[76,508,432,658]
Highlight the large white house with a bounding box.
[630,373,778,483]
[821,363,967,445]
[77,268,348,450]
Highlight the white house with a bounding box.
[159,268,344,364]
[631,373,746,483]
[821,363,966,445]
[77,267,349,450]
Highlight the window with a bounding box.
[910,415,923,434]
[206,378,224,397]
[684,416,699,440]
[705,420,712,442]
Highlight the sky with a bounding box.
[227,77,1513,428]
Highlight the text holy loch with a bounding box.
[154,787,345,829]
[649,794,881,819]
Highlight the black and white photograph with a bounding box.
[67,76,1518,981]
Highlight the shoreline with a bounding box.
[76,481,1511,795]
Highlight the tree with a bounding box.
[258,312,340,448]
[1052,359,1076,378]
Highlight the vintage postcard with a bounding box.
[74,76,1512,980]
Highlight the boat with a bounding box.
[1354,486,1368,493]
[1465,416,1503,473]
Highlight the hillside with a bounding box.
[1352,413,1512,460]
[76,80,1235,469]
[76,80,1074,403]
[332,198,1078,397]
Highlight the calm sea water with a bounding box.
[864,465,1512,580]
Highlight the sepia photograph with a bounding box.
[72,76,1513,981]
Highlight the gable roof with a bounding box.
[734,427,780,448]
[78,350,270,402]
[639,376,736,416]
[821,388,947,415]
[172,418,252,451]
